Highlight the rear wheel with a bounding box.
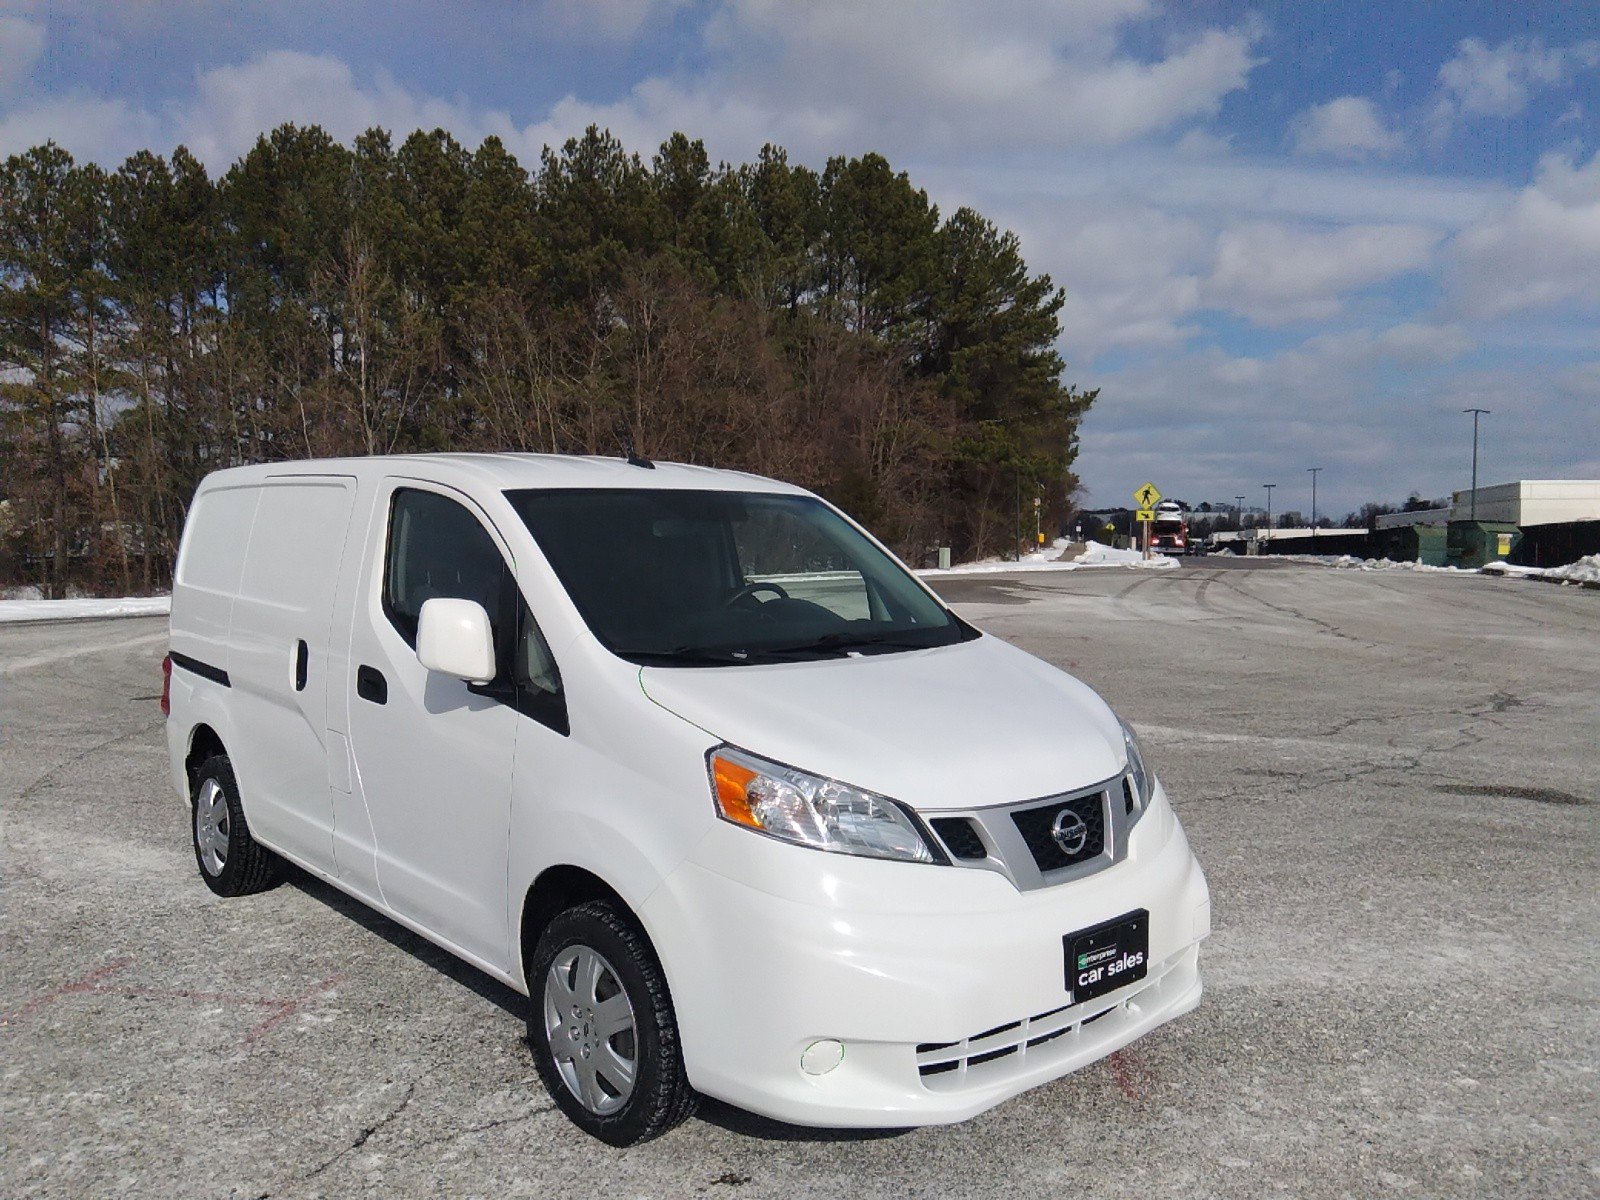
[526,901,696,1145]
[191,754,279,896]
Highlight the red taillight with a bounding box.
[160,654,172,717]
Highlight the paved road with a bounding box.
[2,563,1596,1198]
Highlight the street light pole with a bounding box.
[1308,467,1322,539]
[1235,494,1245,533]
[1263,483,1277,536]
[1463,408,1490,521]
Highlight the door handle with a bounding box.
[356,664,388,705]
[294,640,309,692]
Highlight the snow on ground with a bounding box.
[1272,554,1476,573]
[919,539,1178,576]
[1484,554,1600,585]
[0,595,172,623]
[1275,551,1600,585]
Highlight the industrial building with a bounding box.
[1215,480,1600,569]
[1448,479,1600,527]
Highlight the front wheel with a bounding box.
[526,901,696,1145]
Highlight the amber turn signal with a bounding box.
[711,752,761,828]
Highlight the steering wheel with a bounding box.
[725,580,791,609]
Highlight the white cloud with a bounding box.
[1370,322,1472,366]
[0,48,537,168]
[1291,96,1403,160]
[0,15,46,94]
[533,0,691,42]
[1428,35,1600,143]
[0,93,160,162]
[171,50,522,166]
[1074,321,1576,514]
[1203,221,1441,325]
[1446,150,1600,318]
[524,1,1262,162]
[1437,35,1600,117]
[1,3,1260,170]
[1016,201,1207,357]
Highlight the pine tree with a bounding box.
[0,144,89,596]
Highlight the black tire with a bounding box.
[526,901,696,1146]
[190,753,279,896]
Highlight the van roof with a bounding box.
[195,452,811,496]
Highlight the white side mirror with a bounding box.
[416,598,496,684]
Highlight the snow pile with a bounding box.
[920,543,1080,576]
[1484,554,1600,585]
[0,595,172,623]
[1550,554,1600,583]
[1273,554,1474,574]
[1072,540,1179,569]
[920,538,1178,576]
[1480,561,1543,578]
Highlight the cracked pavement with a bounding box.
[1,560,1596,1198]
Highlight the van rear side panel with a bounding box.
[223,476,358,867]
[170,484,262,676]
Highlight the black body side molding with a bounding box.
[169,650,231,688]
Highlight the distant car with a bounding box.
[163,453,1210,1145]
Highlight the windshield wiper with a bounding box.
[625,630,949,667]
[622,645,755,666]
[757,629,944,656]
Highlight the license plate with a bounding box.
[1065,910,1149,1004]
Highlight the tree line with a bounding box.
[0,124,1094,597]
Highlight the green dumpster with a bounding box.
[1446,521,1522,569]
[1373,524,1448,566]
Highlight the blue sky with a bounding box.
[2,0,1597,517]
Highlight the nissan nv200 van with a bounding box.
[164,453,1209,1145]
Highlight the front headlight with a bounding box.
[708,747,937,863]
[1120,716,1154,805]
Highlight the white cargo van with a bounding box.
[164,453,1209,1145]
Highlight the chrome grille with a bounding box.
[1010,791,1106,872]
[924,771,1140,891]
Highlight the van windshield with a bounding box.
[506,488,976,666]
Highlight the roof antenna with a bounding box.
[623,441,655,470]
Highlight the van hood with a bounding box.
[638,634,1126,811]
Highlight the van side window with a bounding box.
[383,488,510,648]
[383,487,568,736]
[516,618,567,735]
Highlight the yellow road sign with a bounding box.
[1133,481,1162,508]
[1135,508,1155,522]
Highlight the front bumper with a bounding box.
[640,784,1209,1128]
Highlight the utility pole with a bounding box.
[1463,408,1490,521]
[1307,467,1322,539]
[1014,472,1021,561]
[1235,494,1245,532]
[1263,483,1277,543]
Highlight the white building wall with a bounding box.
[1450,480,1600,526]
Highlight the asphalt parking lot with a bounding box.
[2,560,1596,1199]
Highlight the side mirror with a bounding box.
[416,598,496,684]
